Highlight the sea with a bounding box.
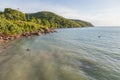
[0,27,120,80]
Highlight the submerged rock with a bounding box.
[26,48,30,51]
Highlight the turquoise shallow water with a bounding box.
[0,27,120,80]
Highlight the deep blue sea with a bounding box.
[0,27,120,80]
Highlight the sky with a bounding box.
[0,0,120,26]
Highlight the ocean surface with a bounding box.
[0,27,120,80]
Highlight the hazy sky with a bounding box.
[0,0,120,26]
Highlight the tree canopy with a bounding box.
[27,11,93,28]
[0,8,93,36]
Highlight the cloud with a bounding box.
[91,14,120,26]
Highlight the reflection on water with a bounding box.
[0,27,120,80]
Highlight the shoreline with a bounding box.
[0,28,56,43]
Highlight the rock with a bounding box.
[0,39,3,43]
[36,32,41,36]
[0,28,56,42]
[26,48,30,51]
[40,29,44,33]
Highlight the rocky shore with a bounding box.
[0,28,56,43]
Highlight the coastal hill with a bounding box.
[0,8,93,41]
[71,19,94,27]
[26,11,93,28]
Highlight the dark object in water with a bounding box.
[98,36,101,38]
[26,48,30,51]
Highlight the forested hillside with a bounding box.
[0,8,49,40]
[27,11,93,28]
[0,8,93,41]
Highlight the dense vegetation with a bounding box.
[4,8,26,21]
[71,19,94,27]
[0,8,48,36]
[27,11,93,28]
[0,8,93,39]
